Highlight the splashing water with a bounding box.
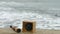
[0,1,59,30]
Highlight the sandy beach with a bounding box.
[0,28,60,34]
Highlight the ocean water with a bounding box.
[0,0,59,30]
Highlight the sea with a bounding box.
[0,0,60,30]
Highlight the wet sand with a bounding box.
[0,28,60,34]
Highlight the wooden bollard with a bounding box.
[22,20,36,32]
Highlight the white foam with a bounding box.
[0,1,59,30]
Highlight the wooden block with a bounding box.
[22,20,36,33]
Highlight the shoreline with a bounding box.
[0,28,60,34]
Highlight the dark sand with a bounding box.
[0,28,60,34]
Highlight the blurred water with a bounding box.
[0,0,59,30]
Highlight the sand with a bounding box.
[0,28,60,34]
